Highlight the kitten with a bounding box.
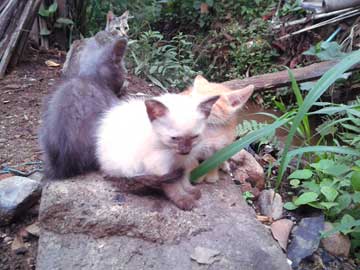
[40,38,128,179]
[63,11,129,78]
[96,94,219,210]
[183,75,254,183]
[105,10,130,36]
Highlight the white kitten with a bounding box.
[96,93,219,210]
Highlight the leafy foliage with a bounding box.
[236,120,278,148]
[285,158,360,258]
[128,31,196,90]
[303,41,347,61]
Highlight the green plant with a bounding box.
[303,41,347,61]
[277,49,360,187]
[236,120,278,148]
[128,30,196,90]
[243,191,255,205]
[277,0,303,17]
[194,19,279,81]
[284,159,358,212]
[38,1,74,45]
[86,0,163,37]
[284,157,360,258]
[313,99,360,148]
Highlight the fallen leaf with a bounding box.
[45,60,60,67]
[25,222,40,237]
[191,246,220,264]
[262,153,277,164]
[258,189,283,220]
[200,3,209,14]
[11,235,27,254]
[256,215,272,223]
[271,219,294,250]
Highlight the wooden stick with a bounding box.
[272,8,355,30]
[0,0,34,78]
[222,60,350,91]
[278,9,360,40]
[10,0,42,67]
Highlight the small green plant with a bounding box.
[38,1,74,45]
[128,31,196,90]
[284,159,359,212]
[195,19,279,81]
[303,41,347,61]
[284,157,360,258]
[236,119,280,150]
[243,191,255,205]
[313,99,360,148]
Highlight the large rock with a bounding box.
[0,176,41,226]
[37,173,290,270]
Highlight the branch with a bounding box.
[222,60,358,91]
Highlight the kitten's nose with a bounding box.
[177,145,192,155]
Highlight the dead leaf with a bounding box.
[258,189,283,220]
[45,60,60,67]
[257,215,273,223]
[25,222,40,237]
[271,219,294,251]
[200,3,209,14]
[262,153,277,164]
[11,235,27,254]
[191,246,220,264]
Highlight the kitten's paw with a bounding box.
[181,180,201,200]
[205,175,218,183]
[173,197,197,211]
[187,186,201,200]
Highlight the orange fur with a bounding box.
[183,75,254,182]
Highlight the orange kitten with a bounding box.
[183,75,254,183]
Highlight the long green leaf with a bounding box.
[277,50,360,188]
[190,118,289,182]
[282,146,360,174]
[308,104,357,115]
[287,68,311,140]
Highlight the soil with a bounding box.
[0,47,163,270]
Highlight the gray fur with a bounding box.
[39,37,128,179]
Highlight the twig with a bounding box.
[0,0,34,78]
[273,8,355,29]
[278,8,360,40]
[222,59,360,91]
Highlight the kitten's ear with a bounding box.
[225,85,254,109]
[107,11,114,23]
[120,10,129,19]
[192,75,209,93]
[112,38,128,63]
[145,99,169,122]
[198,95,220,118]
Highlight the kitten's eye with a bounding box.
[171,136,179,140]
[191,135,199,139]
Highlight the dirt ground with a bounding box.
[0,48,164,270]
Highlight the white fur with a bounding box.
[96,94,206,178]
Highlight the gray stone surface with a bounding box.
[287,215,324,268]
[37,173,290,270]
[0,176,42,226]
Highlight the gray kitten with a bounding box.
[39,37,128,179]
[105,10,129,36]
